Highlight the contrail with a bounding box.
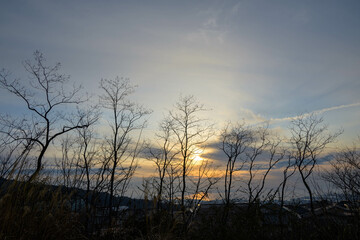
[270,102,360,123]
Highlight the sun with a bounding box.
[193,155,203,163]
[192,148,204,164]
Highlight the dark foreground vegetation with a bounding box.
[0,52,359,239]
[0,177,359,240]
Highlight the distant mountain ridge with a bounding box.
[0,177,150,209]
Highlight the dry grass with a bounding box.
[0,177,87,240]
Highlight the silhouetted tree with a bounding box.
[167,95,213,217]
[277,155,296,238]
[323,138,360,202]
[146,118,179,210]
[99,77,151,225]
[220,122,252,222]
[242,125,284,206]
[186,158,219,223]
[55,135,84,189]
[0,51,98,181]
[289,114,341,214]
[0,131,34,179]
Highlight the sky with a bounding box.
[1,0,360,198]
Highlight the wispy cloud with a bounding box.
[270,102,360,123]
[231,1,242,15]
[238,107,267,123]
[186,7,228,45]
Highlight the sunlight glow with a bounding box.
[191,148,204,165]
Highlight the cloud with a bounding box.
[203,17,217,28]
[231,1,242,15]
[238,107,267,123]
[186,27,226,45]
[186,10,226,45]
[270,102,360,123]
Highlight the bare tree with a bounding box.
[74,123,108,232]
[0,143,17,178]
[277,155,296,237]
[99,77,151,225]
[75,125,101,195]
[219,122,252,222]
[165,162,181,216]
[146,118,179,210]
[0,51,98,181]
[323,138,360,202]
[55,135,84,189]
[244,126,284,206]
[289,114,341,214]
[167,95,213,214]
[186,159,219,222]
[0,130,34,179]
